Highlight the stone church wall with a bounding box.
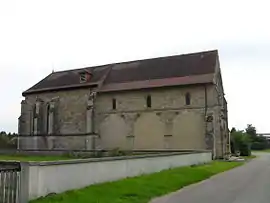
[19,84,227,157]
[19,89,91,150]
[95,85,218,151]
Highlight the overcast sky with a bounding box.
[0,0,269,133]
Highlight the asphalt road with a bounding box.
[151,153,270,203]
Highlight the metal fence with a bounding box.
[0,162,21,203]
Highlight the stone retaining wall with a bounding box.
[18,151,212,202]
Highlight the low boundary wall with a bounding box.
[19,151,212,202]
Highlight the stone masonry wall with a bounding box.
[19,89,92,150]
[19,84,224,156]
[95,85,219,152]
[211,63,229,158]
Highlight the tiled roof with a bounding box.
[24,66,108,93]
[22,50,218,95]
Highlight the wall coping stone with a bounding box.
[19,150,211,166]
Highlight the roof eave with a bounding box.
[22,82,99,96]
[99,74,215,93]
[99,81,213,93]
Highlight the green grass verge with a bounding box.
[0,154,72,161]
[239,155,256,160]
[247,155,257,159]
[31,161,243,203]
[252,149,270,153]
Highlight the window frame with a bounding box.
[185,92,191,105]
[112,98,117,110]
[146,95,152,108]
[80,73,87,83]
[46,104,50,134]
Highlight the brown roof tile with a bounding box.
[100,74,215,92]
[105,50,217,84]
[23,66,108,95]
[22,50,218,95]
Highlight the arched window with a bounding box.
[146,95,151,108]
[32,102,41,135]
[32,104,36,134]
[112,98,117,110]
[33,104,36,117]
[185,92,191,105]
[46,104,50,134]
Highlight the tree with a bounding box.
[231,130,251,156]
[230,127,236,134]
[0,131,6,135]
[0,131,17,149]
[245,124,257,140]
[245,124,269,150]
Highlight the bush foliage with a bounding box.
[230,130,251,156]
[0,131,17,149]
[230,124,270,155]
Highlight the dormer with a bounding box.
[79,69,92,83]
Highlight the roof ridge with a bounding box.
[52,67,93,74]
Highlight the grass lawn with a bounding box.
[31,161,244,203]
[0,154,72,161]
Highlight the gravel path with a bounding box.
[150,153,270,203]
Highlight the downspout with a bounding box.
[204,85,211,157]
[221,119,224,158]
[91,93,96,150]
[221,99,225,158]
[215,85,225,158]
[204,85,208,118]
[91,65,113,150]
[17,117,20,150]
[30,110,33,136]
[29,109,34,150]
[225,101,231,154]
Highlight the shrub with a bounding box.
[239,143,251,156]
[231,131,251,156]
[108,148,133,157]
[0,134,17,149]
[109,148,128,156]
[251,142,268,150]
[245,124,269,150]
